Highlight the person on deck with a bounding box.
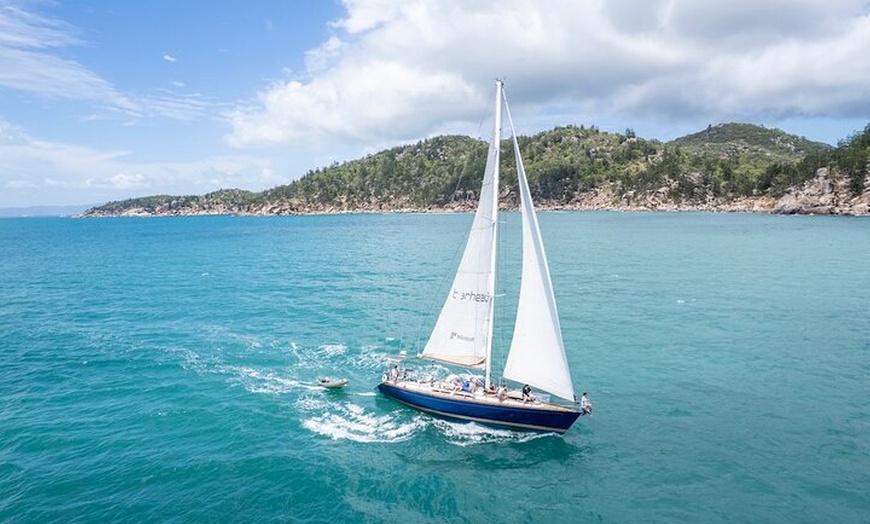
[580,392,593,415]
[522,384,533,403]
[388,365,399,382]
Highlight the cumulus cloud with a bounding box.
[226,0,870,150]
[163,54,177,63]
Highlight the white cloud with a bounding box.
[0,41,134,107]
[2,0,868,208]
[225,65,479,149]
[0,119,285,207]
[107,172,147,190]
[0,1,218,122]
[329,0,404,33]
[0,0,80,48]
[226,0,870,150]
[0,2,133,106]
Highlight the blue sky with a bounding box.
[1,0,868,207]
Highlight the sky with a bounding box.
[1,0,868,208]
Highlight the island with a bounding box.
[81,123,870,217]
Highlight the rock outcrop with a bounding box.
[774,168,869,215]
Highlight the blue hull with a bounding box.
[377,382,581,433]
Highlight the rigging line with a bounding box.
[464,92,489,199]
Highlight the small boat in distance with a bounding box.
[377,80,584,434]
[318,377,348,389]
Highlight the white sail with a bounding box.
[421,83,502,368]
[501,93,576,402]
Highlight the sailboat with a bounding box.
[377,80,583,433]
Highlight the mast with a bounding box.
[484,80,502,391]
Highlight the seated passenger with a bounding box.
[522,384,533,403]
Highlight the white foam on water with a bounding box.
[176,347,209,374]
[224,365,307,395]
[241,368,297,393]
[282,342,302,361]
[349,347,392,371]
[199,324,265,353]
[301,401,424,443]
[319,343,347,356]
[434,419,553,446]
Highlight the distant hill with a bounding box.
[670,122,832,162]
[81,122,869,217]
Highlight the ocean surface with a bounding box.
[1,212,867,523]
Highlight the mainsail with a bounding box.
[501,93,576,402]
[421,84,502,368]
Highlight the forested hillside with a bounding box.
[82,123,870,216]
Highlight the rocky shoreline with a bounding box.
[81,168,869,218]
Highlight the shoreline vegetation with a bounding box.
[81,122,870,218]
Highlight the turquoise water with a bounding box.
[1,212,867,523]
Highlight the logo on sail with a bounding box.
[450,332,474,342]
[452,289,491,303]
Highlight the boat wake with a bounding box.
[433,419,555,446]
[348,344,395,371]
[178,337,542,442]
[297,391,557,445]
[178,346,339,396]
[318,343,348,357]
[228,366,325,395]
[300,399,424,443]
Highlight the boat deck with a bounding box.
[386,379,577,413]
